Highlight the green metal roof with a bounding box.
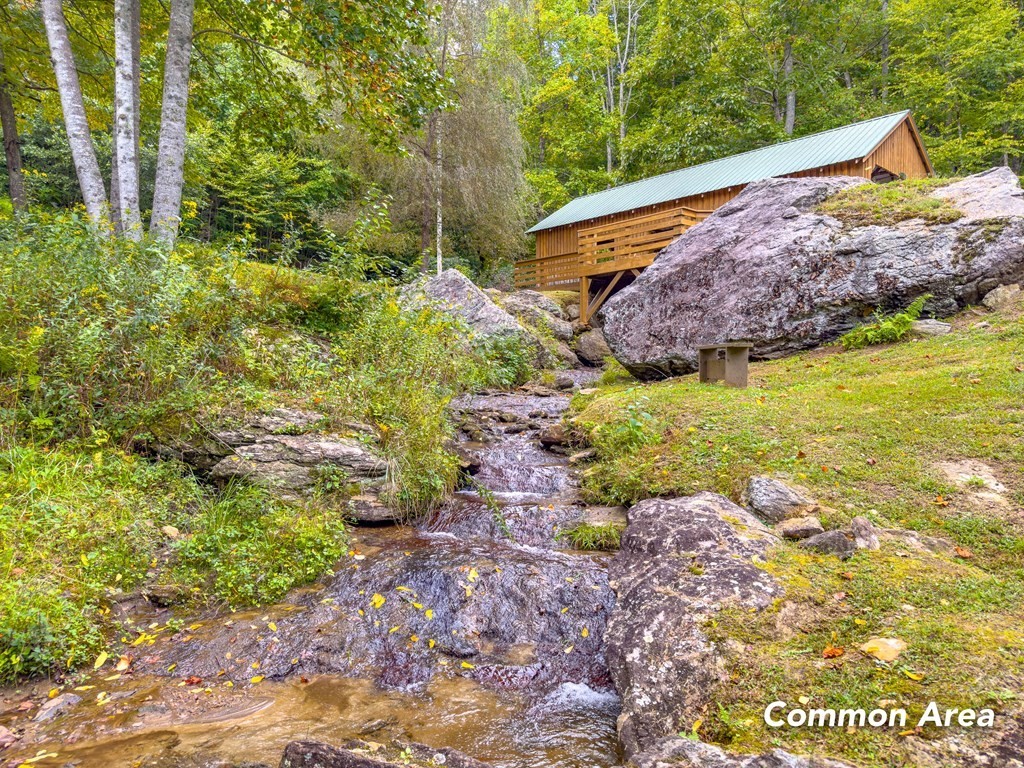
[527,111,916,233]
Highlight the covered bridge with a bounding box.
[517,110,933,322]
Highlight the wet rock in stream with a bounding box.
[136,382,615,699]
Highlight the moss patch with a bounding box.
[818,177,963,227]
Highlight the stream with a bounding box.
[1,374,624,768]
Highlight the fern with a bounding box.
[840,294,932,350]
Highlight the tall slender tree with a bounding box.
[113,0,142,237]
[39,0,108,226]
[150,0,194,245]
[0,39,26,211]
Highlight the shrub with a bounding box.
[173,484,348,607]
[556,522,622,551]
[839,294,931,350]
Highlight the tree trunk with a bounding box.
[783,39,796,135]
[880,0,890,102]
[0,41,27,212]
[419,114,434,272]
[434,111,443,276]
[151,0,195,246]
[40,0,108,226]
[114,0,142,238]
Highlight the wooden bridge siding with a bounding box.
[865,120,931,179]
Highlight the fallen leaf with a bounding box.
[822,644,845,659]
[461,661,475,669]
[370,593,386,609]
[184,676,202,685]
[250,675,265,684]
[115,655,131,672]
[467,567,479,582]
[267,622,277,632]
[581,627,589,638]
[954,546,973,559]
[93,651,109,670]
[903,670,925,681]
[932,495,950,507]
[860,637,907,662]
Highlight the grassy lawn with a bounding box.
[571,304,1024,764]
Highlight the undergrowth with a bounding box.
[0,211,533,682]
[839,294,931,350]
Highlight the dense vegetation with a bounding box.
[570,304,1024,763]
[3,0,1024,278]
[0,212,528,682]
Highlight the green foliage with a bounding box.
[556,522,622,551]
[173,485,348,607]
[599,358,635,386]
[839,294,931,350]
[0,210,254,442]
[818,178,963,227]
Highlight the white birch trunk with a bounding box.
[151,0,195,246]
[783,39,796,135]
[40,0,108,227]
[114,0,142,238]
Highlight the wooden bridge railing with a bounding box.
[577,205,712,277]
[513,251,580,290]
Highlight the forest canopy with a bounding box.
[1,0,1023,280]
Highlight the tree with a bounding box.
[150,0,194,245]
[0,38,26,211]
[112,0,142,237]
[39,0,108,225]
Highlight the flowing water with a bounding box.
[0,377,623,768]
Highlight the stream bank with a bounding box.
[0,372,624,768]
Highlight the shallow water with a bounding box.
[1,377,622,767]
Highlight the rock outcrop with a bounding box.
[153,407,396,522]
[602,168,1024,378]
[605,493,783,757]
[575,328,613,365]
[630,737,855,768]
[280,740,490,768]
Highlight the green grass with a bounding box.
[818,177,962,227]
[556,522,623,551]
[571,304,1024,764]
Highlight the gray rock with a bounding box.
[602,168,1024,378]
[982,282,1021,310]
[500,290,573,341]
[549,340,581,367]
[850,516,880,550]
[911,319,952,336]
[798,530,856,559]
[775,515,824,540]
[630,737,856,768]
[280,740,491,768]
[576,328,613,365]
[401,269,528,345]
[538,422,568,447]
[502,289,569,321]
[553,372,576,390]
[34,692,82,722]
[743,476,818,523]
[606,493,783,757]
[565,301,581,321]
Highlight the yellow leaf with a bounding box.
[250,675,265,684]
[560,607,568,614]
[412,602,423,610]
[267,622,277,632]
[48,688,59,699]
[389,625,401,634]
[115,656,130,672]
[251,662,260,669]
[93,652,108,669]
[904,670,925,681]
[424,609,433,620]
[899,729,916,737]
[468,568,479,582]
[103,674,121,681]
[854,618,867,626]
[167,663,177,672]
[370,593,386,609]
[410,635,419,643]
[581,627,589,638]
[80,554,89,566]
[461,661,475,669]
[692,718,703,733]
[860,637,907,662]
[73,685,95,691]
[428,639,436,649]
[564,645,574,654]
[798,695,810,705]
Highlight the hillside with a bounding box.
[571,299,1024,765]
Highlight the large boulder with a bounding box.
[575,328,613,365]
[602,168,1024,378]
[500,290,574,341]
[606,493,783,757]
[401,269,534,346]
